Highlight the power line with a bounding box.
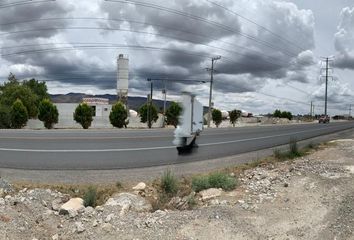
[204,0,307,53]
[0,27,286,68]
[104,0,299,57]
[0,0,55,9]
[0,17,284,64]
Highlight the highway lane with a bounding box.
[0,122,353,170]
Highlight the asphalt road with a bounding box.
[0,122,353,170]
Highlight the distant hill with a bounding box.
[49,93,172,111]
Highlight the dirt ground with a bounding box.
[1,136,354,240]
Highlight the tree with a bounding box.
[23,78,49,104]
[10,99,28,129]
[273,109,282,118]
[74,103,93,129]
[165,102,182,128]
[109,101,128,128]
[138,103,158,128]
[0,105,11,129]
[281,111,293,120]
[229,109,242,127]
[38,99,59,129]
[0,84,38,118]
[212,109,222,128]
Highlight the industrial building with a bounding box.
[24,54,166,129]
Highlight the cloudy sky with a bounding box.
[0,0,353,115]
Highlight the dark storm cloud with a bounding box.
[0,0,73,40]
[213,74,266,93]
[0,0,317,96]
[100,0,241,44]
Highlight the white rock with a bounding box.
[92,220,99,227]
[102,223,113,232]
[59,198,84,215]
[95,205,104,212]
[105,213,114,223]
[75,221,85,233]
[132,182,146,191]
[104,193,152,213]
[199,188,223,201]
[52,234,59,240]
[68,209,78,218]
[84,206,95,215]
[0,198,5,205]
[52,198,63,211]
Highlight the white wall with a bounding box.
[25,103,164,129]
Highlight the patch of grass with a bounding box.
[115,181,123,189]
[191,176,210,192]
[186,194,197,209]
[289,137,302,157]
[192,172,237,192]
[83,186,97,207]
[160,169,179,195]
[307,142,316,149]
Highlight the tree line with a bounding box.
[0,74,293,130]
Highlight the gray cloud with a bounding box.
[0,0,319,107]
[0,0,73,40]
[334,7,354,70]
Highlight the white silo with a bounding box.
[117,54,129,103]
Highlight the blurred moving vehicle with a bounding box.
[319,115,330,123]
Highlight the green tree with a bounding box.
[165,102,182,128]
[229,109,242,127]
[0,105,11,129]
[74,103,93,129]
[23,78,49,104]
[281,111,293,120]
[10,99,28,129]
[38,99,59,129]
[138,103,158,128]
[109,101,128,128]
[212,109,222,128]
[273,109,282,118]
[0,84,38,118]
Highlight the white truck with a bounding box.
[173,92,204,154]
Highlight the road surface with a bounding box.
[0,122,353,170]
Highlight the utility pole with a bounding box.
[349,104,352,118]
[320,57,333,116]
[147,79,153,129]
[324,57,329,116]
[162,81,167,127]
[207,56,221,128]
[310,101,313,118]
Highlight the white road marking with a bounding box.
[0,125,344,153]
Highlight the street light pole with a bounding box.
[207,56,221,128]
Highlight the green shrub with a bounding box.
[191,176,210,192]
[160,170,178,195]
[0,105,11,129]
[165,102,182,128]
[273,149,283,159]
[38,99,58,129]
[208,172,237,191]
[10,99,28,129]
[138,103,159,128]
[212,109,222,127]
[83,186,97,207]
[289,137,301,157]
[192,172,237,192]
[109,101,128,128]
[74,103,93,129]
